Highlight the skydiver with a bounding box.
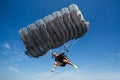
[51,51,78,72]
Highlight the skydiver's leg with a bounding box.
[51,62,57,72]
[51,61,62,72]
[51,64,57,72]
[63,59,78,69]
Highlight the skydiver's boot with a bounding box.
[67,62,79,69]
[73,65,79,69]
[51,65,57,72]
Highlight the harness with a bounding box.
[55,52,68,67]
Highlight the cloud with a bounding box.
[24,70,84,80]
[1,41,26,61]
[3,42,10,49]
[8,66,22,74]
[21,70,120,80]
[3,67,120,80]
[84,63,96,68]
[111,53,120,57]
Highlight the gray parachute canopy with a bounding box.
[19,4,89,58]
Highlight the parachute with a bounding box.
[19,4,89,58]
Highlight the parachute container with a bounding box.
[19,4,89,58]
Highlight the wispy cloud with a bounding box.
[84,63,96,68]
[26,70,84,80]
[111,53,120,57]
[22,70,120,80]
[2,42,10,49]
[1,41,26,60]
[8,66,22,74]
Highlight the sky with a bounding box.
[0,0,120,80]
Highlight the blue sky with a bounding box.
[0,0,120,80]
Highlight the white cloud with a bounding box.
[1,41,26,61]
[3,42,10,49]
[24,70,84,80]
[8,66,22,74]
[3,66,120,80]
[20,70,120,80]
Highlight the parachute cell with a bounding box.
[19,4,89,58]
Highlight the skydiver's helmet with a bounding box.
[53,52,58,57]
[52,52,58,59]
